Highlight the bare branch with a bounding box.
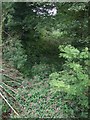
[0,92,20,117]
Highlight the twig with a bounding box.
[0,85,17,102]
[3,74,23,82]
[0,92,20,117]
[2,30,12,38]
[0,86,22,109]
[4,80,21,85]
[2,82,17,94]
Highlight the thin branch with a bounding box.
[0,85,17,102]
[0,87,22,109]
[0,92,20,117]
[3,74,23,82]
[2,30,12,38]
[2,82,17,94]
[4,80,21,85]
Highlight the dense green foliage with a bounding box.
[1,2,90,119]
[3,37,27,70]
[49,45,90,117]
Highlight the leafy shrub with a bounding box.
[49,45,90,117]
[3,36,27,70]
[31,63,56,79]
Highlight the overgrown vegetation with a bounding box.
[49,45,90,117]
[1,2,90,119]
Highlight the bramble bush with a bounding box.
[49,45,90,117]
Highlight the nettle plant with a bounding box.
[49,45,90,117]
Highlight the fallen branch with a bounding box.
[2,82,17,94]
[0,85,22,109]
[3,74,23,82]
[0,92,20,117]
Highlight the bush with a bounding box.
[3,36,27,71]
[49,45,90,117]
[31,63,56,79]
